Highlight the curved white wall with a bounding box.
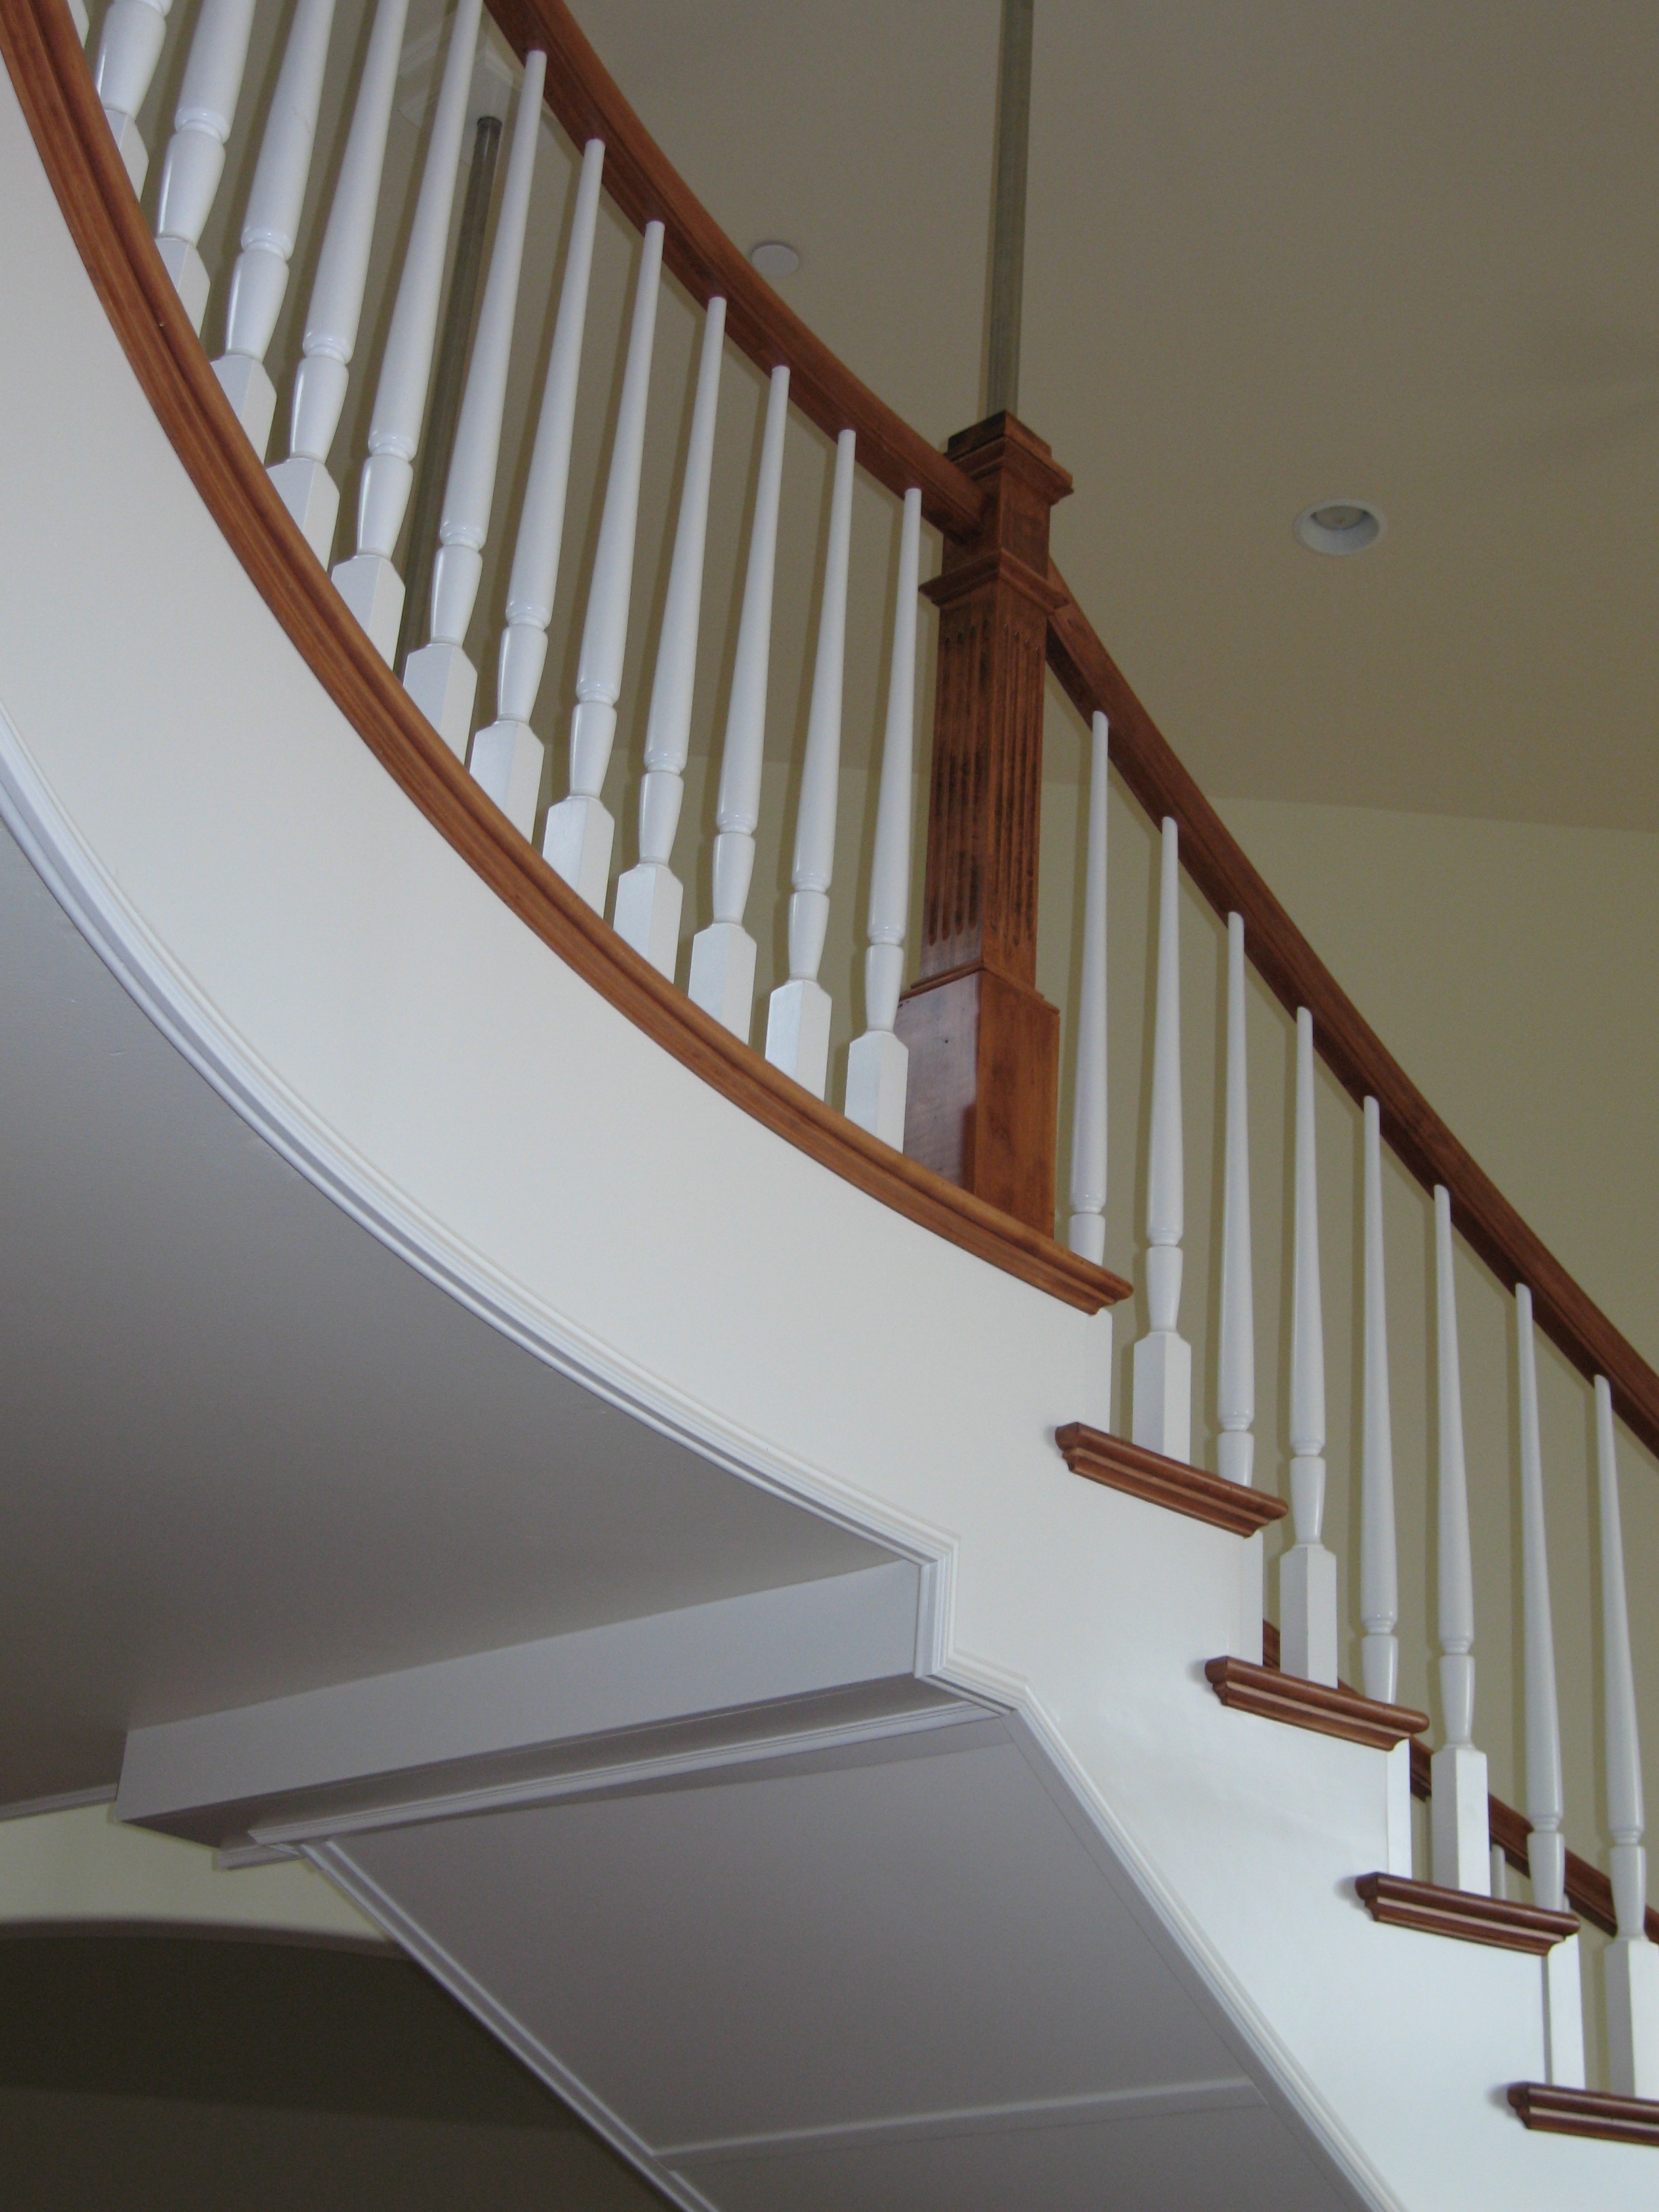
[0,73,1645,2212]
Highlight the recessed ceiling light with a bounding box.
[1294,499,1385,556]
[749,240,801,282]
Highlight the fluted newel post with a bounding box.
[764,429,857,1095]
[1597,1378,1659,2096]
[894,415,1070,1235]
[687,365,790,1038]
[152,0,257,331]
[609,295,725,960]
[331,0,483,660]
[845,490,923,1145]
[539,216,665,901]
[405,52,549,754]
[1218,912,1261,1662]
[469,139,606,838]
[92,0,173,192]
[1430,1185,1491,1893]
[1131,819,1190,1460]
[268,0,411,562]
[211,0,337,456]
[1514,1288,1586,2085]
[1279,1008,1338,1684]
[1064,714,1110,1263]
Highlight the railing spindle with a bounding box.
[331,0,483,660]
[1216,913,1252,1483]
[1281,1008,1338,1684]
[1132,818,1189,1460]
[404,49,548,752]
[1597,1377,1659,2095]
[92,0,173,192]
[611,292,726,958]
[1431,1185,1490,1893]
[211,0,338,457]
[152,0,257,332]
[539,216,665,899]
[268,0,411,562]
[1517,1286,1585,2085]
[1064,713,1109,1263]
[687,364,790,1040]
[1359,1097,1398,1702]
[844,487,922,1145]
[469,138,605,834]
[764,427,856,1097]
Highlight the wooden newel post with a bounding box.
[895,411,1071,1234]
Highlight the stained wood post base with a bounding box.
[896,964,1059,1234]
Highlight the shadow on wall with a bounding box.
[0,1929,668,2209]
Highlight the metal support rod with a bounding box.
[985,0,1033,417]
[396,111,501,672]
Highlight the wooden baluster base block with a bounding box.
[470,719,545,840]
[332,553,407,665]
[895,964,1059,1235]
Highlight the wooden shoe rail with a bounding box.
[9,0,1659,2146]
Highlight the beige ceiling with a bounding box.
[572,0,1659,830]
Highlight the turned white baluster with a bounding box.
[611,293,726,956]
[1515,1287,1586,2085]
[1597,1378,1659,2095]
[1430,1185,1490,1893]
[93,0,173,192]
[267,0,411,562]
[1359,1097,1410,1868]
[1359,1098,1398,1701]
[538,216,665,899]
[152,0,257,331]
[469,138,606,837]
[404,52,548,754]
[1063,714,1110,1262]
[1132,819,1189,1460]
[1215,914,1261,1665]
[687,364,790,1040]
[764,428,857,1096]
[211,0,337,456]
[331,0,483,659]
[1279,1008,1337,1685]
[844,489,923,1145]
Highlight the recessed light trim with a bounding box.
[748,239,801,282]
[1294,499,1385,556]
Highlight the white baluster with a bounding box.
[1360,1098,1411,1870]
[1597,1378,1659,2095]
[93,0,173,192]
[1279,1008,1338,1685]
[151,0,257,331]
[1515,1287,1586,2085]
[1359,1098,1399,1701]
[211,0,338,457]
[687,363,790,1040]
[331,0,483,659]
[267,0,412,563]
[844,489,923,1146]
[611,291,726,951]
[403,52,548,752]
[68,0,89,43]
[1430,1185,1490,1893]
[1132,819,1189,1461]
[1216,912,1261,1665]
[470,138,606,836]
[538,217,665,899]
[1064,714,1110,1261]
[764,428,857,1096]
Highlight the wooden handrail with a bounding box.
[1047,569,1659,1467]
[485,0,984,541]
[0,0,1124,1317]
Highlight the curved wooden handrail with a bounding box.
[1047,567,1659,1462]
[0,0,1124,1316]
[487,0,983,541]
